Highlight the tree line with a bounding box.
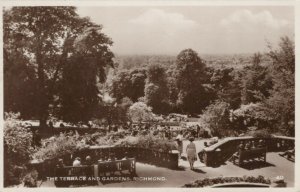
[108,40,294,137]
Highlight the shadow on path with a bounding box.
[192,168,206,174]
[238,161,275,170]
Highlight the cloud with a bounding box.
[112,8,198,54]
[129,9,196,30]
[220,9,289,30]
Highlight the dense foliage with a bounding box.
[265,37,295,136]
[33,132,86,161]
[115,135,177,152]
[200,101,234,137]
[60,26,114,123]
[109,68,147,102]
[198,37,294,137]
[175,49,209,113]
[33,131,176,161]
[4,7,114,127]
[4,112,34,186]
[128,102,154,123]
[144,64,170,114]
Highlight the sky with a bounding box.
[77,6,294,55]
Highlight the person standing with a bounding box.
[32,130,41,147]
[176,131,183,157]
[85,156,94,184]
[48,121,54,135]
[73,157,82,166]
[186,137,197,170]
[54,159,67,187]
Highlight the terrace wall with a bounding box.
[29,146,179,179]
[201,136,294,167]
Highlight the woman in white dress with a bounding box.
[186,137,197,170]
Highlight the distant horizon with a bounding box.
[114,52,266,57]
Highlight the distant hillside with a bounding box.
[114,53,271,70]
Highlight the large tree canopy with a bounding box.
[175,49,209,113]
[60,27,114,123]
[241,53,272,105]
[109,68,146,102]
[144,64,169,114]
[4,7,114,126]
[265,37,295,136]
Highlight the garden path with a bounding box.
[39,152,294,188]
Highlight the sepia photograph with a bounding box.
[1,2,296,189]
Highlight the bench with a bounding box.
[54,165,94,187]
[231,147,267,166]
[98,158,136,176]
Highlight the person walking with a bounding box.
[186,137,197,170]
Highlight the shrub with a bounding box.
[128,102,154,123]
[251,129,273,138]
[23,170,38,187]
[33,132,87,161]
[115,134,177,152]
[183,175,271,187]
[4,112,34,187]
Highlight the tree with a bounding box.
[109,70,131,101]
[241,53,272,104]
[115,97,133,123]
[130,69,147,101]
[60,27,114,123]
[200,101,233,137]
[252,52,262,67]
[144,64,169,114]
[210,67,241,109]
[4,7,113,128]
[166,64,179,111]
[109,68,146,102]
[265,37,295,136]
[102,97,133,125]
[232,102,274,130]
[3,50,39,119]
[175,49,209,113]
[128,102,154,124]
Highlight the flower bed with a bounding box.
[183,175,271,188]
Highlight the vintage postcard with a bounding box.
[0,0,298,191]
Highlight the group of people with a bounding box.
[238,140,265,152]
[56,156,92,168]
[56,153,130,169]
